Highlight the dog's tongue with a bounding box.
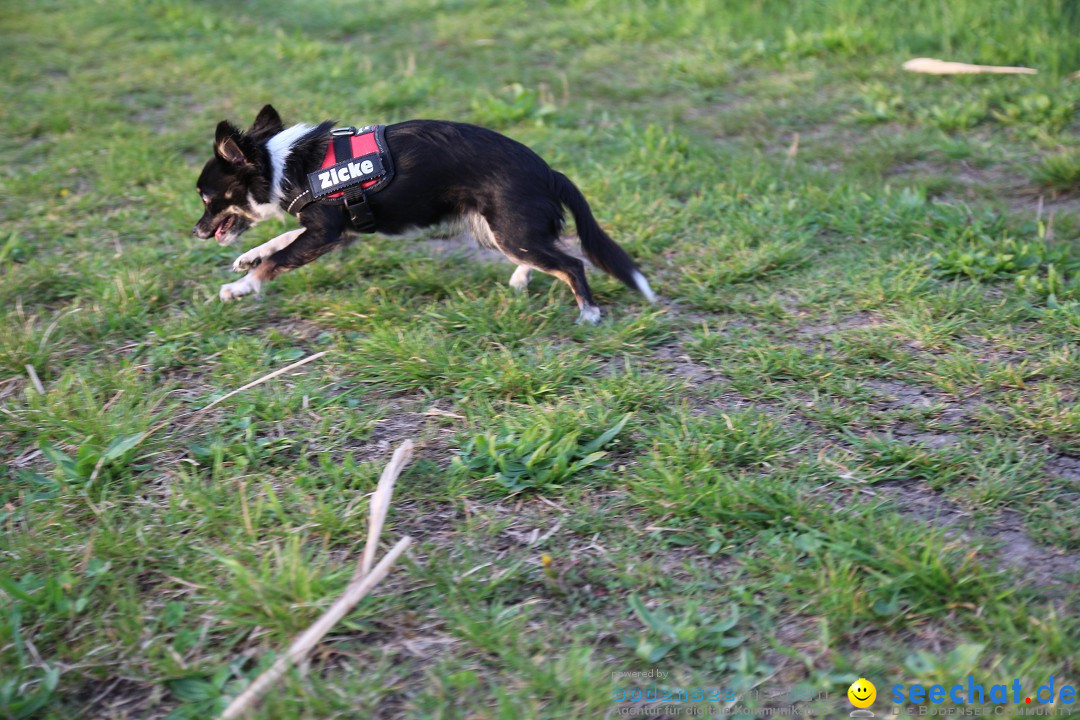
[215,216,233,241]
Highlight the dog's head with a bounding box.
[193,105,285,245]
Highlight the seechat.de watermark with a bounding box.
[890,677,1075,707]
[607,671,1076,718]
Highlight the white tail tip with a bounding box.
[632,270,657,303]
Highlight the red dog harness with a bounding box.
[285,125,394,233]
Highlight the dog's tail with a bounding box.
[553,171,656,302]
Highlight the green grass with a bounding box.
[1032,148,1080,192]
[2,0,1079,718]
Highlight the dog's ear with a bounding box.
[214,121,249,165]
[250,104,284,139]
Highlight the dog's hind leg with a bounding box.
[496,237,601,323]
[545,259,601,324]
[508,265,532,291]
[480,210,602,323]
[232,228,305,272]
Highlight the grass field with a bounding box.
[2,0,1079,717]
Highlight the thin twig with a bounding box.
[360,440,414,578]
[141,351,329,442]
[24,365,45,395]
[188,350,327,423]
[219,536,412,720]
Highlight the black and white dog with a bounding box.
[193,105,655,323]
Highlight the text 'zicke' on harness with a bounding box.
[285,125,395,233]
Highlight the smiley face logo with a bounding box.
[848,678,877,709]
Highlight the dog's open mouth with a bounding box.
[214,215,236,243]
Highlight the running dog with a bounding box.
[192,105,655,322]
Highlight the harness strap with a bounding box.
[333,135,378,232]
[332,135,352,168]
[344,185,376,232]
[286,189,313,215]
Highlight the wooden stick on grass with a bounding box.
[360,440,413,577]
[220,537,411,719]
[903,58,1037,75]
[219,440,415,719]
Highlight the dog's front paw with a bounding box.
[219,273,261,301]
[231,251,262,273]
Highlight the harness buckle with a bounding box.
[330,126,358,136]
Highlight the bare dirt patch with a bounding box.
[955,334,1032,365]
[987,510,1080,587]
[1005,187,1080,218]
[895,430,963,448]
[261,316,331,343]
[863,378,946,410]
[860,378,982,426]
[797,311,882,338]
[1045,454,1080,483]
[345,399,461,467]
[875,481,972,530]
[652,344,725,384]
[877,481,1080,588]
[888,158,1080,216]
